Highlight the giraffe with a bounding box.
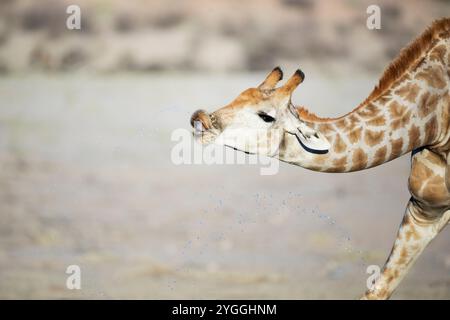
[190,18,450,299]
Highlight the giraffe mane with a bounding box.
[297,17,450,122]
[297,106,331,121]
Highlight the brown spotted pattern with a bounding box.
[364,130,384,147]
[302,36,450,174]
[416,65,447,89]
[302,21,450,300]
[351,148,368,171]
[394,83,421,103]
[285,21,450,299]
[430,44,447,63]
[418,92,440,117]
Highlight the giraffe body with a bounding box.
[190,18,450,299]
[364,148,450,299]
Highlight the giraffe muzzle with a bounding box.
[190,109,213,132]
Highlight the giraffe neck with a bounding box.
[279,37,450,173]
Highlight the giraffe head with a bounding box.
[190,67,330,156]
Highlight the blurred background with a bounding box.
[0,0,450,299]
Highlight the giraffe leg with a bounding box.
[362,199,450,300]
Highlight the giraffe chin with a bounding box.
[192,128,221,145]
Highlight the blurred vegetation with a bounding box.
[0,0,448,73]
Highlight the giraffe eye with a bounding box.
[258,112,275,123]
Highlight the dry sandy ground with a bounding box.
[0,72,449,299]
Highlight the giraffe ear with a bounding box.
[258,66,283,90]
[295,122,330,154]
[276,69,304,96]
